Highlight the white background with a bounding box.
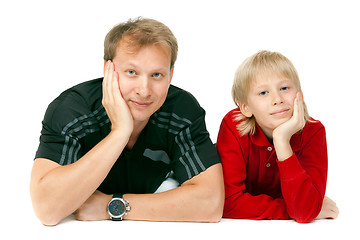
[1,0,359,239]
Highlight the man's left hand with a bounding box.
[74,190,112,221]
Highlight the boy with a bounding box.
[217,50,338,223]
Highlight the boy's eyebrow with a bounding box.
[252,83,268,90]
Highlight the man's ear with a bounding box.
[103,60,107,75]
[239,101,253,118]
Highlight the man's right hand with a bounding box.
[102,60,133,137]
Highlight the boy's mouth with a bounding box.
[270,108,290,116]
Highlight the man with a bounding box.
[30,17,224,226]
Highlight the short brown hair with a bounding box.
[104,17,178,70]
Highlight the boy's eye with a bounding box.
[280,87,289,91]
[259,91,268,96]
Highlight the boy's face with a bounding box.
[112,40,173,125]
[240,72,298,139]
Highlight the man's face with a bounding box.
[112,40,173,125]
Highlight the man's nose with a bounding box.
[136,75,151,97]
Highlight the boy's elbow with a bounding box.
[291,204,320,224]
[294,216,315,224]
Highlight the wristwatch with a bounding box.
[107,194,130,221]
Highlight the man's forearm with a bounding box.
[122,164,224,222]
[30,130,129,226]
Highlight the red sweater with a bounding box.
[216,109,328,223]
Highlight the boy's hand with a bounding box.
[102,60,133,137]
[273,92,306,142]
[273,92,306,161]
[315,196,339,220]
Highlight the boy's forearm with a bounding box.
[273,137,293,161]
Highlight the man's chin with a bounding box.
[130,109,154,123]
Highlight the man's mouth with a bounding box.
[131,100,152,108]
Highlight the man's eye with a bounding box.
[152,73,162,78]
[127,70,136,75]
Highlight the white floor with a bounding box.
[2,204,357,240]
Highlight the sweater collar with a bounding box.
[250,122,301,151]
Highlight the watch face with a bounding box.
[108,199,126,217]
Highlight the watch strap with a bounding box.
[113,193,124,199]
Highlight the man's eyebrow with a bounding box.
[121,62,137,68]
[124,63,169,72]
[152,67,169,72]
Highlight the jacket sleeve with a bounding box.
[217,116,290,220]
[277,124,328,223]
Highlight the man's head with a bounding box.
[104,17,178,70]
[103,18,178,126]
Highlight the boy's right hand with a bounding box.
[102,60,134,137]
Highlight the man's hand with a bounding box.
[74,190,112,221]
[315,196,339,220]
[102,60,133,136]
[273,92,306,161]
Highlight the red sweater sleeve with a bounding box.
[277,124,328,223]
[217,115,290,220]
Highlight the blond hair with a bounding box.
[104,17,178,70]
[231,50,310,136]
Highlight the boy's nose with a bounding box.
[272,92,283,105]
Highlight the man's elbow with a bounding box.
[32,197,65,226]
[37,212,62,226]
[31,189,63,226]
[201,165,225,223]
[31,199,64,226]
[208,195,225,223]
[206,207,223,223]
[201,187,225,223]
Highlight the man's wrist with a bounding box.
[108,194,130,221]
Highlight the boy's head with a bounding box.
[104,17,178,70]
[232,50,309,136]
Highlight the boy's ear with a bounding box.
[239,101,253,118]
